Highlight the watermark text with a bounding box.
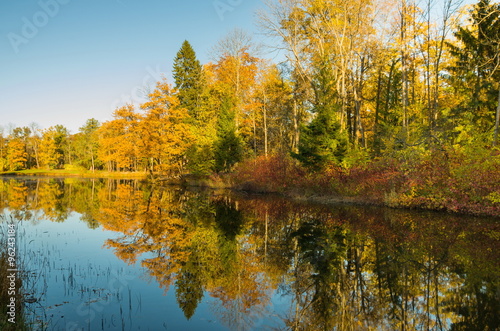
[5,219,18,324]
[213,0,244,21]
[7,0,71,54]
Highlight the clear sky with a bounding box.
[0,0,268,133]
[1,0,478,134]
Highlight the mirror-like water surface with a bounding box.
[1,178,499,330]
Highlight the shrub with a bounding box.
[232,154,306,193]
[230,144,500,217]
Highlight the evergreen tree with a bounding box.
[175,262,204,320]
[174,40,218,174]
[214,97,244,172]
[173,40,204,120]
[294,60,347,170]
[295,110,347,171]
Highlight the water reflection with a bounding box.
[1,177,499,330]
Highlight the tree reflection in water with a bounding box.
[1,178,499,330]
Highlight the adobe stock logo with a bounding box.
[7,0,71,54]
[110,65,163,110]
[213,0,244,21]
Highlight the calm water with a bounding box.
[0,177,499,331]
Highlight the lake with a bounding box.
[1,177,499,330]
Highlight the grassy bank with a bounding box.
[0,168,147,179]
[230,145,500,218]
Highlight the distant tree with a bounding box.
[211,29,259,129]
[250,62,296,155]
[7,127,31,171]
[27,122,41,168]
[0,126,6,171]
[75,118,100,171]
[39,127,61,169]
[37,125,69,169]
[54,125,69,167]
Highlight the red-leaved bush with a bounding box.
[230,146,500,217]
[232,154,307,193]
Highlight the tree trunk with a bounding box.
[263,93,268,156]
[401,0,409,136]
[33,142,40,168]
[373,67,383,154]
[293,99,299,154]
[494,87,500,146]
[253,110,257,156]
[91,151,95,173]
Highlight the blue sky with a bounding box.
[0,0,268,133]
[0,0,478,134]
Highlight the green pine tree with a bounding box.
[173,40,204,120]
[173,41,219,175]
[175,264,204,320]
[295,110,347,171]
[294,60,347,170]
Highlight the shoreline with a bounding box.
[232,188,500,219]
[178,174,500,219]
[1,171,499,219]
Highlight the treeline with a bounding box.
[1,0,500,176]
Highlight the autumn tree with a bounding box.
[206,30,261,171]
[211,29,260,133]
[0,126,6,171]
[251,62,295,155]
[98,105,141,172]
[39,127,60,169]
[259,0,378,167]
[7,127,30,171]
[139,81,194,176]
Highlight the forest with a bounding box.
[1,0,500,216]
